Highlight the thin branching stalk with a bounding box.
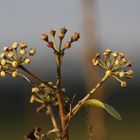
[47,105,60,139]
[19,65,57,91]
[55,54,69,140]
[67,74,109,119]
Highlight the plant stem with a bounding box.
[19,65,57,91]
[55,54,69,140]
[67,74,109,119]
[19,73,35,87]
[47,105,60,139]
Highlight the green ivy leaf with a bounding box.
[81,99,122,120]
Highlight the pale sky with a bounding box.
[0,0,139,69]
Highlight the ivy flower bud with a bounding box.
[29,48,36,56]
[12,42,19,49]
[8,52,14,58]
[20,49,26,55]
[41,33,48,42]
[119,53,124,58]
[0,71,6,77]
[30,95,36,103]
[20,42,27,49]
[58,32,65,39]
[32,87,39,93]
[64,41,71,49]
[126,70,134,76]
[49,29,56,37]
[12,71,19,77]
[0,53,5,58]
[24,58,30,64]
[47,41,54,48]
[122,58,127,63]
[103,52,109,56]
[1,59,6,66]
[114,60,120,66]
[92,59,99,65]
[8,48,13,52]
[119,71,125,78]
[106,48,112,54]
[12,61,19,68]
[121,81,127,87]
[71,32,80,42]
[60,27,67,34]
[112,51,119,57]
[3,47,9,52]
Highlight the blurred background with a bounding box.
[0,0,139,140]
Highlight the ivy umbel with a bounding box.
[0,27,133,140]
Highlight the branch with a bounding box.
[47,105,60,139]
[19,73,35,87]
[19,65,58,91]
[67,74,109,119]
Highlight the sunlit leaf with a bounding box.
[81,99,122,120]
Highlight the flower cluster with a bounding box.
[0,42,36,77]
[92,49,134,87]
[30,82,67,112]
[41,27,80,51]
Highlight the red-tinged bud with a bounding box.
[58,32,65,39]
[47,41,54,48]
[49,29,56,37]
[64,41,71,49]
[41,33,48,42]
[71,32,80,42]
[60,27,67,34]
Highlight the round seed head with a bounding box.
[41,33,48,42]
[60,27,67,34]
[1,59,6,66]
[20,42,27,49]
[20,49,26,55]
[0,71,6,77]
[49,29,56,37]
[122,58,127,63]
[12,42,19,49]
[30,95,36,103]
[12,61,19,68]
[103,51,109,56]
[121,81,127,87]
[32,87,39,93]
[119,71,125,78]
[29,48,36,56]
[126,70,134,76]
[112,51,119,57]
[92,59,99,65]
[24,58,31,64]
[58,32,65,39]
[114,60,120,66]
[0,53,5,58]
[47,41,54,48]
[71,32,80,42]
[119,53,124,58]
[8,48,13,52]
[106,48,112,54]
[3,47,9,52]
[12,71,19,77]
[8,52,14,58]
[64,41,71,49]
